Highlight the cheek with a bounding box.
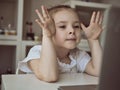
[76,31,81,40]
[54,31,65,42]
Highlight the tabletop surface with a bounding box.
[1,73,99,90]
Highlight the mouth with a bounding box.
[66,38,76,41]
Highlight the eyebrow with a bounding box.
[55,21,80,25]
[55,21,67,24]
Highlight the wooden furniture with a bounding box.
[0,0,111,73]
[1,73,99,90]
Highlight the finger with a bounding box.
[35,19,43,28]
[81,23,86,32]
[44,6,50,18]
[99,14,103,25]
[41,5,48,19]
[35,9,44,23]
[90,11,96,24]
[95,11,100,23]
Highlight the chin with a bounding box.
[66,45,76,49]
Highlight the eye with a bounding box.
[59,25,66,29]
[73,25,80,29]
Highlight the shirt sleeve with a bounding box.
[18,45,42,73]
[76,50,91,73]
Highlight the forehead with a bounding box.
[53,9,79,23]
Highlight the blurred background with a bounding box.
[0,0,120,87]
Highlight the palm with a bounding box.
[35,5,55,37]
[81,11,103,40]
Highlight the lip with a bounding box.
[66,38,76,41]
[66,35,77,41]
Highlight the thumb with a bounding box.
[80,23,86,32]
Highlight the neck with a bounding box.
[55,47,70,59]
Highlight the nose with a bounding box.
[68,27,75,35]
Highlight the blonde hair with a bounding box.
[48,5,80,20]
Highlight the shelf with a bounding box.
[76,6,106,26]
[0,0,18,40]
[0,45,16,74]
[0,35,17,40]
[22,0,42,41]
[0,40,19,45]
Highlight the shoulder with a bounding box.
[30,45,42,52]
[31,45,42,49]
[27,45,42,56]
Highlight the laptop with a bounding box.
[58,7,120,90]
[58,84,98,90]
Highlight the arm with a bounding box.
[81,11,103,76]
[85,40,102,76]
[28,6,59,82]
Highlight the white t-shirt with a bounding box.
[18,45,91,73]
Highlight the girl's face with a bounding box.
[53,9,81,49]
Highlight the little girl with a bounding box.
[19,5,103,82]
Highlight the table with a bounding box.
[1,73,99,90]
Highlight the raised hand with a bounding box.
[81,11,103,40]
[35,5,56,37]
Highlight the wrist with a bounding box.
[42,29,54,38]
[87,39,99,43]
[87,39,100,47]
[42,35,53,41]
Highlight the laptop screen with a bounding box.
[58,84,98,90]
[98,7,120,90]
